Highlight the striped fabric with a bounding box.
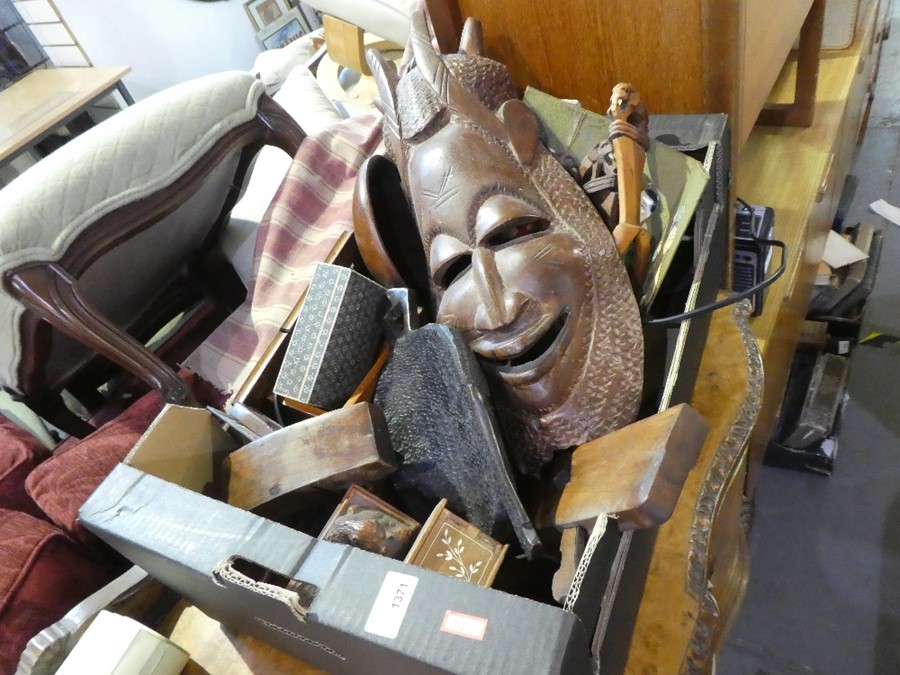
[184,112,383,395]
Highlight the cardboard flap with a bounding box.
[125,405,237,493]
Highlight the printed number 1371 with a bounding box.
[392,582,410,609]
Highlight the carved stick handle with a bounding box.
[608,83,651,293]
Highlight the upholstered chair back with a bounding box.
[0,70,305,433]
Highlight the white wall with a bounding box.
[53,0,263,101]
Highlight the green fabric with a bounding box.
[523,87,709,310]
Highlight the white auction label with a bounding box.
[364,571,419,639]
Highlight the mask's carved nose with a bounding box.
[472,247,524,330]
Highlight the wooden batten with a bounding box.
[323,15,370,76]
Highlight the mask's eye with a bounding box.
[436,254,472,288]
[430,234,473,289]
[486,216,550,247]
[476,195,551,248]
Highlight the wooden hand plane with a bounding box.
[554,403,709,532]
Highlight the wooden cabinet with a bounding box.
[625,10,882,670]
[449,0,813,151]
[740,0,883,497]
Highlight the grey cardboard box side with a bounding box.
[79,406,591,674]
[648,113,730,409]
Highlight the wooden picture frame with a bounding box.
[296,2,323,31]
[256,8,311,50]
[243,0,292,32]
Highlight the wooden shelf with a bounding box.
[738,0,879,497]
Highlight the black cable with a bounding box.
[735,196,752,212]
[643,238,786,327]
[272,394,285,427]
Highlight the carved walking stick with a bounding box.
[609,83,652,294]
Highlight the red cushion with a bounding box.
[0,415,50,518]
[26,372,224,541]
[0,509,113,674]
[25,388,165,541]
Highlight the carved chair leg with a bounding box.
[7,263,190,407]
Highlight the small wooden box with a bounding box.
[230,233,358,412]
[319,485,420,559]
[273,263,388,410]
[404,499,508,587]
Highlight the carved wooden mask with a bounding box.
[359,11,644,474]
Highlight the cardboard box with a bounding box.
[79,405,592,674]
[646,113,730,409]
[516,88,728,409]
[218,115,731,670]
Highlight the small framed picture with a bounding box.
[243,0,292,32]
[296,2,323,31]
[256,8,310,50]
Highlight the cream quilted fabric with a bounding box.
[0,71,266,393]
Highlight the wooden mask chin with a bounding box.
[355,11,644,475]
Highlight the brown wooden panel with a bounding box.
[455,0,706,116]
[700,0,740,130]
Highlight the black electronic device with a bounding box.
[733,202,775,316]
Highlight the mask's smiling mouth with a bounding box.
[484,310,570,375]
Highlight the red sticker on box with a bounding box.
[440,610,488,641]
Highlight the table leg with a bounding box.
[757,0,825,127]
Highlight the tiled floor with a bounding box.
[719,7,900,675]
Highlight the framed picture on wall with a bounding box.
[256,8,310,50]
[244,0,292,32]
[296,2,323,31]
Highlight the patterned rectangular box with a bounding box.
[273,263,388,410]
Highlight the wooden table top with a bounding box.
[625,301,761,672]
[0,66,131,164]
